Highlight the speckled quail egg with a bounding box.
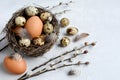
[25,6,39,16]
[67,27,78,35]
[43,22,53,34]
[33,35,45,46]
[15,16,26,26]
[40,12,51,21]
[60,18,69,27]
[33,37,44,46]
[61,37,70,47]
[19,38,31,47]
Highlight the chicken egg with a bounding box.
[25,16,43,38]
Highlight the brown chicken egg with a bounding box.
[3,53,27,74]
[25,16,43,38]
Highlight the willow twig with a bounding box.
[50,51,87,67]
[54,10,71,16]
[18,42,96,80]
[18,61,88,80]
[48,1,73,10]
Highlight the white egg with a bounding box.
[15,16,26,26]
[25,6,39,16]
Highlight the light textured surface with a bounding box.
[0,0,120,80]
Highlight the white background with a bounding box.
[0,0,120,80]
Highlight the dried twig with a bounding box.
[18,61,88,80]
[45,6,49,8]
[50,50,88,67]
[48,1,73,10]
[33,1,73,10]
[54,10,71,16]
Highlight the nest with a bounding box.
[4,6,59,57]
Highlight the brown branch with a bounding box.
[18,61,88,80]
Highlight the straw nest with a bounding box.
[4,6,59,57]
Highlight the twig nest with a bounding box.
[15,16,26,26]
[60,18,69,27]
[61,37,70,47]
[4,6,59,57]
[25,6,39,16]
[43,22,53,34]
[40,12,51,21]
[19,38,31,47]
[67,27,78,35]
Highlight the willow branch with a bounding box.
[50,51,86,67]
[48,1,73,10]
[54,10,71,16]
[32,42,94,71]
[18,61,88,80]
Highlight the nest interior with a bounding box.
[4,6,60,57]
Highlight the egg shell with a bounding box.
[25,16,43,38]
[4,56,27,74]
